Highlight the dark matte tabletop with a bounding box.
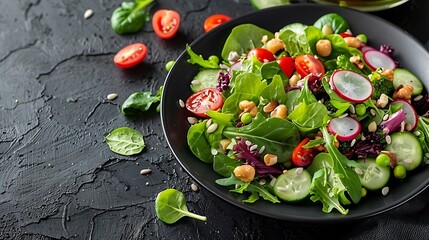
[1,0,428,239]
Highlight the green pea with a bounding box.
[361,188,367,198]
[394,165,407,179]
[376,153,390,167]
[240,112,253,125]
[165,60,175,72]
[355,104,366,116]
[356,34,367,44]
[208,55,219,65]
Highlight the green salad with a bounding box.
[181,13,429,215]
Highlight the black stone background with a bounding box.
[0,0,428,239]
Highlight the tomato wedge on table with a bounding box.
[152,10,180,39]
[291,138,318,167]
[113,43,147,69]
[186,88,223,118]
[204,14,232,32]
[295,54,325,80]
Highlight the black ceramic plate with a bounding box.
[161,4,429,222]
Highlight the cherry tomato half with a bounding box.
[204,14,232,32]
[113,43,147,69]
[291,138,318,167]
[295,54,325,80]
[247,48,275,63]
[277,56,295,78]
[185,88,224,118]
[152,10,180,39]
[339,32,353,38]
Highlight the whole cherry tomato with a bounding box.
[247,48,275,63]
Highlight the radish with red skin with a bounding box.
[330,70,373,104]
[328,117,362,141]
[359,44,375,53]
[392,100,418,131]
[363,50,396,70]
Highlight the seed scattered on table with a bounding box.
[140,168,151,175]
[107,93,118,100]
[84,9,93,19]
[191,183,199,192]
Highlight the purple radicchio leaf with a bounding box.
[233,138,283,177]
[343,132,384,159]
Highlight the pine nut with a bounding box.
[368,121,377,132]
[191,183,199,192]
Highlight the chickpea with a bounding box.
[263,101,278,113]
[289,73,300,87]
[344,37,362,48]
[316,39,332,57]
[233,165,256,182]
[322,24,333,36]
[266,38,285,54]
[270,104,287,120]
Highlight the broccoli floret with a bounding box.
[369,68,394,99]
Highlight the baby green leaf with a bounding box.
[121,86,163,116]
[155,188,207,224]
[105,127,145,156]
[111,0,154,35]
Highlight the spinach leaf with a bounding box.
[155,188,207,224]
[121,86,163,116]
[186,44,219,69]
[285,89,301,114]
[260,62,287,81]
[221,24,273,61]
[105,127,145,156]
[222,72,266,115]
[260,75,287,104]
[313,13,349,34]
[223,113,300,162]
[213,152,241,177]
[187,120,213,163]
[111,0,154,35]
[288,102,328,134]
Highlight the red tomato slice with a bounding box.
[295,54,325,80]
[204,14,231,32]
[339,32,353,38]
[113,43,147,69]
[152,10,180,39]
[277,56,295,78]
[185,88,223,118]
[247,48,275,63]
[292,138,318,167]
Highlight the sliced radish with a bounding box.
[328,116,361,141]
[363,50,396,70]
[330,70,373,104]
[359,44,375,53]
[392,100,418,131]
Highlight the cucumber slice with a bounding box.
[358,158,390,191]
[273,168,311,202]
[249,0,290,10]
[393,68,423,96]
[385,132,423,171]
[190,69,220,92]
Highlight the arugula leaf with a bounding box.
[320,127,362,204]
[111,0,154,35]
[213,152,241,177]
[260,62,287,82]
[278,29,312,57]
[223,113,300,163]
[105,127,145,156]
[121,86,163,116]
[186,44,219,69]
[417,116,429,154]
[245,183,280,203]
[288,102,328,134]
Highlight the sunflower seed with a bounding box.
[191,80,201,85]
[107,93,118,100]
[84,9,93,19]
[381,186,389,196]
[414,95,423,101]
[383,114,389,121]
[178,99,185,108]
[206,123,218,134]
[295,167,303,175]
[206,119,212,128]
[140,168,151,175]
[191,183,199,192]
[348,105,355,114]
[385,135,392,144]
[354,168,363,175]
[259,179,266,185]
[258,146,266,154]
[350,139,356,147]
[187,117,197,125]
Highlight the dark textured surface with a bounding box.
[1,0,428,239]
